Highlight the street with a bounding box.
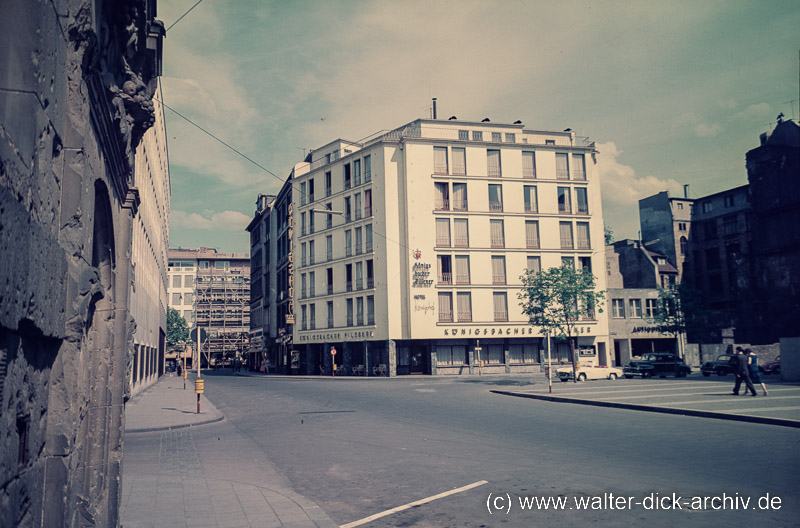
[192,372,799,527]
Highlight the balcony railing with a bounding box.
[492,274,506,285]
[347,315,353,326]
[309,193,314,203]
[367,313,375,325]
[572,170,586,181]
[526,237,540,249]
[522,169,536,179]
[345,213,352,223]
[438,272,452,285]
[355,243,362,255]
[355,278,363,290]
[561,237,574,249]
[344,179,351,190]
[577,204,589,215]
[457,311,472,322]
[452,200,468,211]
[366,241,373,252]
[327,284,333,295]
[434,164,449,175]
[489,201,503,212]
[524,203,537,213]
[327,249,333,261]
[436,236,451,247]
[439,310,453,322]
[355,209,362,220]
[364,171,371,183]
[453,236,469,248]
[301,256,307,266]
[309,320,316,330]
[309,285,315,297]
[488,167,502,177]
[455,273,470,284]
[367,277,374,289]
[300,289,306,299]
[309,254,315,265]
[346,280,353,292]
[558,205,571,214]
[346,245,352,257]
[325,186,332,197]
[491,237,505,248]
[556,169,570,180]
[354,175,361,187]
[301,226,307,236]
[577,238,591,250]
[494,311,508,322]
[435,198,450,211]
[364,205,372,217]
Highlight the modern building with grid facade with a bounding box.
[167,248,250,367]
[257,117,610,376]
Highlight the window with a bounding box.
[434,146,449,174]
[437,255,452,284]
[300,182,307,206]
[702,201,712,213]
[706,247,720,269]
[490,219,505,248]
[525,220,540,249]
[325,171,332,196]
[579,257,592,273]
[488,184,503,211]
[184,292,193,305]
[680,236,687,255]
[556,153,569,180]
[355,262,363,290]
[301,243,307,266]
[455,255,470,284]
[365,224,373,252]
[493,292,508,321]
[346,298,354,326]
[452,183,468,211]
[344,163,351,190]
[677,202,684,210]
[527,256,541,274]
[345,264,353,291]
[439,292,453,322]
[309,211,315,234]
[326,235,333,261]
[629,299,643,318]
[326,267,333,294]
[367,296,375,324]
[354,193,362,220]
[301,305,307,330]
[309,303,316,329]
[172,293,180,305]
[572,154,586,180]
[366,259,374,288]
[560,222,574,249]
[562,256,575,268]
[483,344,504,364]
[505,133,515,143]
[576,222,591,249]
[324,203,333,229]
[300,274,307,298]
[308,178,315,202]
[524,186,538,213]
[436,219,451,247]
[492,132,502,142]
[645,298,658,318]
[491,256,506,285]
[576,187,589,214]
[327,301,334,328]
[356,297,364,325]
[456,292,472,322]
[172,275,181,287]
[435,182,450,210]
[723,215,737,236]
[364,189,372,217]
[454,219,469,247]
[184,275,193,286]
[458,130,469,141]
[724,194,734,208]
[355,227,362,254]
[344,197,352,222]
[487,149,502,177]
[364,155,372,182]
[472,130,483,141]
[437,345,467,366]
[215,261,228,270]
[345,230,352,257]
[522,151,536,179]
[309,240,315,264]
[678,222,687,231]
[452,147,466,175]
[558,187,572,213]
[612,299,626,318]
[509,343,540,364]
[353,159,361,186]
[300,212,307,236]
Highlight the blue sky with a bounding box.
[160,0,800,254]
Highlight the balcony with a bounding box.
[572,170,586,181]
[526,237,540,249]
[327,284,333,295]
[346,280,353,292]
[524,202,537,213]
[327,249,333,261]
[489,201,503,212]
[435,198,450,211]
[453,236,469,248]
[561,237,574,249]
[455,273,470,285]
[436,236,451,247]
[452,200,468,212]
[438,272,452,285]
[366,241,373,252]
[355,278,363,290]
[355,242,362,255]
[494,311,508,322]
[556,169,570,180]
[346,245,353,257]
[492,274,506,285]
[491,237,505,249]
[577,238,591,250]
[457,311,472,323]
[434,164,449,175]
[367,312,375,325]
[364,205,372,217]
[367,277,374,289]
[439,310,453,323]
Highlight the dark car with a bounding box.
[623,353,691,379]
[759,356,780,375]
[701,353,737,377]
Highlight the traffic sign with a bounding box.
[330,347,337,356]
[190,327,208,343]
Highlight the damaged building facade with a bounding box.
[0,0,164,525]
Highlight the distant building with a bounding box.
[638,189,694,282]
[606,240,678,365]
[168,248,251,366]
[246,194,277,371]
[254,117,610,375]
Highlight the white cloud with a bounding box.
[597,142,682,205]
[171,210,251,232]
[695,122,723,137]
[734,102,772,122]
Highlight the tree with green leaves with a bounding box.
[518,264,605,384]
[166,307,190,353]
[647,284,704,375]
[604,224,614,245]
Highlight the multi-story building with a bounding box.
[129,79,170,395]
[638,188,694,282]
[271,117,609,376]
[606,240,679,366]
[246,194,276,371]
[168,248,251,367]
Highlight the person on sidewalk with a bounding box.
[746,348,768,396]
[732,347,757,396]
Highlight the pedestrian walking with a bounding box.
[732,346,757,396]
[746,348,768,396]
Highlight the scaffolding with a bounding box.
[194,266,250,366]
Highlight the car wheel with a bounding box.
[559,378,568,382]
[608,373,617,381]
[642,371,652,379]
[577,373,587,381]
[624,375,633,379]
[702,371,711,377]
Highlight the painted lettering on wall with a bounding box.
[412,262,434,288]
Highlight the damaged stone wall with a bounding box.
[0,0,162,526]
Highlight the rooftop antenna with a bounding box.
[432,97,438,119]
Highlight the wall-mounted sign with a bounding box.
[286,202,295,325]
[412,262,433,288]
[440,325,595,337]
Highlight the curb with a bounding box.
[490,390,800,429]
[125,415,225,434]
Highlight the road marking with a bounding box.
[571,393,800,403]
[649,395,800,406]
[537,386,800,397]
[723,406,800,413]
[340,480,489,528]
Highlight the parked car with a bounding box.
[623,353,691,378]
[701,353,737,377]
[556,364,624,382]
[759,355,780,375]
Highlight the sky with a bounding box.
[159,0,800,255]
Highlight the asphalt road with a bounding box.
[201,371,799,527]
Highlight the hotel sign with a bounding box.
[298,330,376,343]
[441,325,595,337]
[285,202,295,325]
[412,262,434,288]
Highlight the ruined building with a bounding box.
[0,0,164,525]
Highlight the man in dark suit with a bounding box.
[732,346,757,396]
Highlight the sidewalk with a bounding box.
[121,374,337,528]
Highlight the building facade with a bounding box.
[267,118,609,376]
[167,248,251,367]
[0,0,164,525]
[638,189,694,282]
[129,79,170,396]
[246,194,276,371]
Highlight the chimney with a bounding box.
[432,98,437,119]
[683,184,690,199]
